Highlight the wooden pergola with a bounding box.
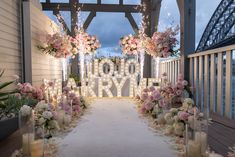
[40,0,196,80]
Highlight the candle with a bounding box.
[31,139,44,157]
[195,131,207,154]
[209,153,223,157]
[188,140,201,157]
[64,114,71,126]
[22,133,34,155]
[57,110,65,128]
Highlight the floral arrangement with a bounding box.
[37,32,76,58]
[71,30,101,55]
[120,34,141,55]
[17,83,44,101]
[228,146,235,157]
[34,101,60,138]
[159,73,192,108]
[150,26,179,58]
[60,86,87,115]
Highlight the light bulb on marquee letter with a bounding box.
[129,78,147,97]
[66,78,77,89]
[148,78,160,89]
[114,59,125,77]
[99,59,114,78]
[98,78,113,97]
[112,77,127,97]
[125,59,140,78]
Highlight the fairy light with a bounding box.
[99,59,114,78]
[98,78,113,97]
[114,59,125,77]
[129,78,147,97]
[148,78,160,89]
[125,59,140,78]
[112,77,127,97]
[66,78,77,89]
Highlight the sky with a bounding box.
[41,0,221,55]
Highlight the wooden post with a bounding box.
[70,0,79,77]
[177,0,196,81]
[142,0,152,78]
[22,1,32,83]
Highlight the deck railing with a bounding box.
[159,45,235,120]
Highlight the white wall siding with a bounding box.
[0,0,21,89]
[29,3,62,86]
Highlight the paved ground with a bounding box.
[56,98,177,157]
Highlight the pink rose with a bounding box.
[144,100,154,111]
[141,93,148,101]
[152,91,161,100]
[178,111,190,121]
[176,90,182,96]
[149,86,155,92]
[159,100,166,108]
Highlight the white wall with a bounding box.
[29,3,63,86]
[0,0,22,89]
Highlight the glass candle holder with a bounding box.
[19,110,35,156]
[31,126,44,157]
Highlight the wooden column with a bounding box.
[177,0,196,81]
[22,1,32,83]
[142,0,152,78]
[70,0,79,76]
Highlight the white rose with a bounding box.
[42,111,53,119]
[19,105,32,117]
[38,117,45,125]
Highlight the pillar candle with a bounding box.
[31,139,44,157]
[195,131,207,154]
[188,140,201,157]
[22,133,34,155]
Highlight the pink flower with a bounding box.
[143,88,149,93]
[15,93,21,99]
[149,86,155,92]
[141,93,148,101]
[152,90,161,100]
[178,111,190,121]
[159,100,166,108]
[176,90,182,96]
[182,80,188,86]
[144,100,154,111]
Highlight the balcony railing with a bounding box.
[159,45,235,120]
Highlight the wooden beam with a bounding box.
[125,13,139,33]
[151,0,162,33]
[83,11,96,30]
[41,3,142,13]
[53,10,71,35]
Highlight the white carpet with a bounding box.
[56,98,177,157]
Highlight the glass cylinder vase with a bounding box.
[31,126,45,157]
[19,110,35,157]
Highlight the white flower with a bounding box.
[35,101,49,112]
[19,105,31,117]
[42,111,53,119]
[48,120,60,130]
[169,108,178,114]
[38,117,46,125]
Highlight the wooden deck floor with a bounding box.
[0,130,21,157]
[0,119,234,157]
[209,114,235,156]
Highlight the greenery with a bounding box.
[0,70,17,101]
[69,74,81,85]
[0,95,38,120]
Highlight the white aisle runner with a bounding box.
[56,99,177,157]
